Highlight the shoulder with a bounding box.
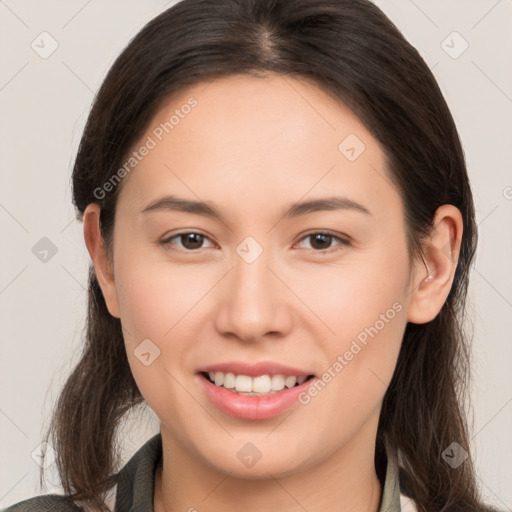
[2,494,83,512]
[399,492,418,511]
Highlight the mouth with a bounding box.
[199,371,315,396]
[196,369,317,420]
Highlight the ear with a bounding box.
[83,204,121,318]
[406,204,463,324]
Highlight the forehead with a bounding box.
[116,73,400,222]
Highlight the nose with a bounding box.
[213,246,293,344]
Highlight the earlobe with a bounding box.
[83,204,121,318]
[406,205,463,324]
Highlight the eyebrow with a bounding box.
[140,194,372,221]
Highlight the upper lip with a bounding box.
[197,361,315,378]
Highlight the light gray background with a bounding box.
[1,0,511,509]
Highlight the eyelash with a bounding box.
[159,230,350,254]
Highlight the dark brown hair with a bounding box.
[39,0,495,510]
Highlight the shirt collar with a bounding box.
[378,438,402,511]
[114,433,404,512]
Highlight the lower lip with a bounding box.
[197,373,315,420]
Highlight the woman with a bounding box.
[4,0,501,511]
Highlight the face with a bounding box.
[95,73,420,478]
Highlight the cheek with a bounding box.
[114,255,215,342]
[295,255,407,340]
[297,296,406,454]
[112,255,223,411]
[297,256,407,408]
[314,288,405,399]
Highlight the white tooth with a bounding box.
[235,374,252,392]
[252,375,271,393]
[270,374,285,391]
[223,372,236,389]
[284,376,297,388]
[208,371,304,393]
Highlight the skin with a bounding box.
[83,73,462,512]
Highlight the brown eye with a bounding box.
[161,232,214,251]
[309,233,333,250]
[296,232,349,253]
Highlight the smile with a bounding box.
[197,370,316,420]
[203,371,312,395]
